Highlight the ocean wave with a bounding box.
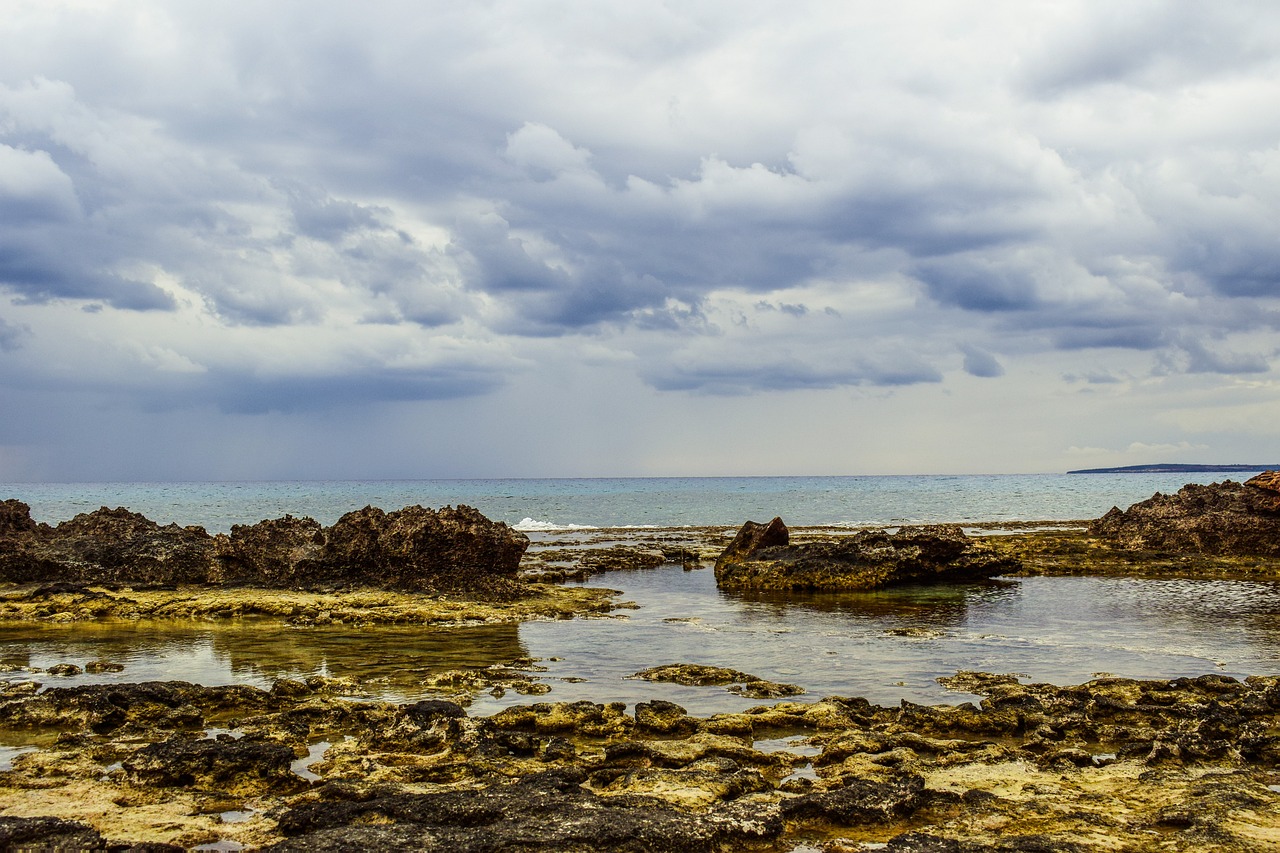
[513,517,600,532]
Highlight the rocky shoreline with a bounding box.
[0,669,1276,851]
[1,480,1279,851]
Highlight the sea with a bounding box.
[1,471,1278,725]
[0,471,1255,533]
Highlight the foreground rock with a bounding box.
[715,518,1019,591]
[1090,471,1280,556]
[0,500,528,592]
[0,673,1275,850]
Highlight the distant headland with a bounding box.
[1066,463,1279,474]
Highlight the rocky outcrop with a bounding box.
[2,672,1277,851]
[1089,472,1280,556]
[213,504,529,591]
[714,518,1019,591]
[0,500,528,591]
[0,500,214,585]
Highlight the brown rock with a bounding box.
[715,521,1018,591]
[0,500,528,592]
[1090,475,1280,556]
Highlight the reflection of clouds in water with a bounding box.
[2,569,1280,715]
[208,622,527,691]
[0,620,529,700]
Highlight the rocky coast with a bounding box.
[0,479,1279,851]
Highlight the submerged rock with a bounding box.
[631,664,805,699]
[0,500,528,592]
[714,518,1019,591]
[1089,472,1280,556]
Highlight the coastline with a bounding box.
[0,521,1278,850]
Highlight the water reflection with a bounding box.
[1,570,1279,718]
[0,620,527,698]
[721,579,1020,630]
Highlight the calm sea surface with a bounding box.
[1,473,1277,721]
[0,472,1259,532]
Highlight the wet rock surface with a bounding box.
[0,673,1275,850]
[715,519,1021,591]
[1090,472,1280,557]
[631,664,805,699]
[0,500,529,592]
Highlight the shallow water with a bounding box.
[3,564,1278,717]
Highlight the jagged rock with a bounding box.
[213,514,326,585]
[0,500,214,584]
[0,500,528,591]
[1089,473,1280,556]
[715,519,1019,591]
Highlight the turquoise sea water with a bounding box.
[0,471,1259,532]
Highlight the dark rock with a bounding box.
[46,663,82,677]
[634,700,696,734]
[630,664,804,698]
[719,516,789,561]
[213,514,326,585]
[0,814,184,851]
[0,499,528,592]
[123,735,305,795]
[1089,473,1280,556]
[715,520,1019,591]
[268,767,784,852]
[216,504,530,591]
[780,772,929,824]
[0,501,213,585]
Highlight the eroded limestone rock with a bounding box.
[1090,473,1280,556]
[715,519,1020,591]
[0,500,529,592]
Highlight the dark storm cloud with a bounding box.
[0,0,1277,443]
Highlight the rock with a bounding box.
[720,516,789,559]
[715,520,1019,591]
[267,767,786,852]
[780,772,929,824]
[1089,474,1280,556]
[630,664,805,698]
[213,514,326,586]
[46,663,82,677]
[123,735,306,795]
[0,815,183,852]
[634,700,697,735]
[0,501,214,585]
[0,500,528,592]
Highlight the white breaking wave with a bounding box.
[513,517,599,532]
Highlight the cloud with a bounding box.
[961,346,1004,378]
[0,2,1279,478]
[0,315,28,352]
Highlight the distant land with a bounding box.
[1067,463,1279,475]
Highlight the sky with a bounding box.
[1,0,1278,481]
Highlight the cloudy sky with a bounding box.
[1,1,1278,481]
